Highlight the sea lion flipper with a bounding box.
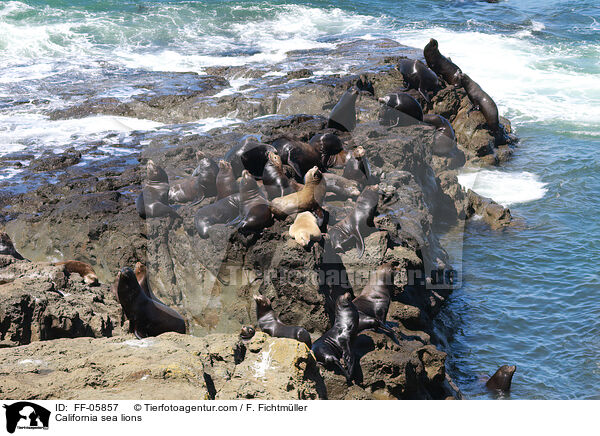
[226,215,243,226]
[378,323,400,345]
[134,328,145,340]
[354,230,365,259]
[418,87,431,103]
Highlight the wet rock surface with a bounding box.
[0,38,518,399]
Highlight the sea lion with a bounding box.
[134,261,156,300]
[136,160,180,219]
[272,136,321,180]
[186,151,219,198]
[239,325,256,340]
[0,232,24,260]
[308,132,345,168]
[312,292,359,382]
[327,185,379,258]
[224,137,274,177]
[216,160,238,200]
[328,87,359,132]
[262,152,300,200]
[55,260,99,286]
[289,211,322,247]
[355,74,374,95]
[458,72,508,143]
[396,59,441,102]
[378,92,424,125]
[486,365,517,392]
[254,295,312,348]
[423,38,462,86]
[353,263,399,343]
[423,113,457,155]
[322,173,361,199]
[270,166,326,219]
[343,146,372,186]
[113,267,186,338]
[236,170,273,232]
[194,193,241,238]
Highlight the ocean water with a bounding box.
[0,0,598,399]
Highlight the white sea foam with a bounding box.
[0,114,163,154]
[458,168,548,206]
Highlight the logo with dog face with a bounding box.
[3,402,50,433]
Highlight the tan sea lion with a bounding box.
[270,166,326,219]
[55,260,99,286]
[289,211,322,247]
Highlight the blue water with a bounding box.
[0,0,598,399]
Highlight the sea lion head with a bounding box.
[134,261,146,281]
[253,294,273,318]
[146,160,168,183]
[218,159,231,170]
[337,292,353,308]
[486,364,517,392]
[267,151,282,169]
[240,325,256,340]
[114,267,143,315]
[304,166,323,185]
[319,133,343,156]
[240,169,258,191]
[428,38,438,49]
[196,151,206,161]
[352,146,365,159]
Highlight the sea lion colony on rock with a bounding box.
[1,40,515,389]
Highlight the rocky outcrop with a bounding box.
[0,332,323,400]
[0,38,520,400]
[0,259,123,347]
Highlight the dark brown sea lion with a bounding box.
[262,152,300,200]
[254,295,312,348]
[396,59,441,102]
[55,260,99,286]
[343,146,372,186]
[194,193,241,238]
[236,170,273,232]
[327,185,379,258]
[113,267,186,338]
[272,135,321,181]
[328,87,359,132]
[308,132,344,168]
[216,159,238,200]
[239,325,256,340]
[224,136,272,177]
[322,173,361,199]
[378,92,424,125]
[0,232,24,260]
[423,38,462,86]
[270,166,326,219]
[311,292,359,382]
[423,113,457,155]
[355,74,374,95]
[136,160,180,219]
[188,151,219,197]
[134,261,156,300]
[353,263,399,343]
[458,72,509,144]
[486,365,517,392]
